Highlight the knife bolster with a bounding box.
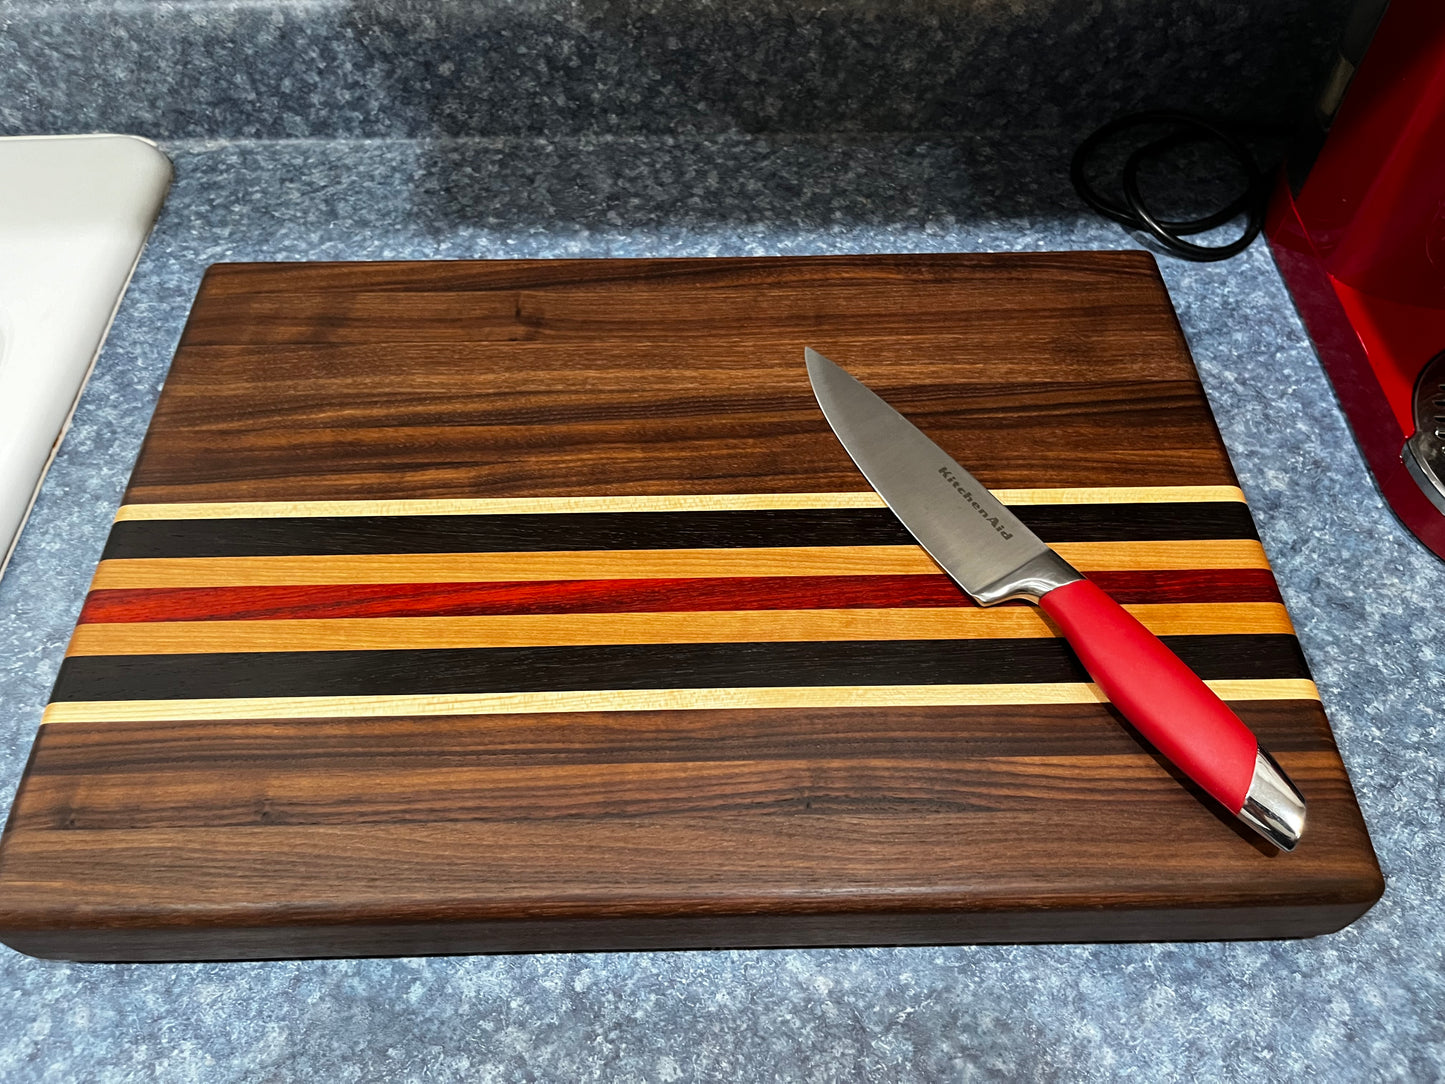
[971,550,1084,606]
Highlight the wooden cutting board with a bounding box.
[0,253,1383,961]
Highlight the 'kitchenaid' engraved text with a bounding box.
[938,467,1013,539]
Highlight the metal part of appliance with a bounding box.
[1266,0,1445,561]
[1403,352,1445,515]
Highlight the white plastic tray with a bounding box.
[0,134,172,576]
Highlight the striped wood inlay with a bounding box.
[111,486,1248,520]
[39,678,1323,725]
[100,504,1258,560]
[89,540,1271,590]
[65,603,1296,656]
[48,634,1313,704]
[63,491,1290,720]
[75,570,1286,625]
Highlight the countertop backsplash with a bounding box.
[3,0,1350,140]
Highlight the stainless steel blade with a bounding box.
[806,348,1081,605]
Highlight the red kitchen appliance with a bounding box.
[1267,0,1445,559]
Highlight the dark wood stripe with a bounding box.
[98,503,1259,560]
[176,274,1185,347]
[8,705,1345,832]
[75,569,1283,624]
[191,254,1167,302]
[22,702,1338,779]
[50,635,1310,703]
[6,754,1184,828]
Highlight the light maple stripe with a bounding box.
[89,540,1271,590]
[39,678,1322,724]
[64,603,1297,656]
[112,486,1248,521]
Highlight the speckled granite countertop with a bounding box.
[0,129,1440,1081]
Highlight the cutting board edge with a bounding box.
[0,895,1384,962]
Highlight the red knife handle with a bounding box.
[1037,577,1258,814]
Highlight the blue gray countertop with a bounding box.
[0,130,1441,1083]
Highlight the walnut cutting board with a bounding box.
[0,253,1383,961]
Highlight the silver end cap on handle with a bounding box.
[1238,749,1307,850]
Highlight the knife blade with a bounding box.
[805,347,1306,850]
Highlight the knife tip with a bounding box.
[804,347,838,387]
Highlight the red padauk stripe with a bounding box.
[78,570,1283,624]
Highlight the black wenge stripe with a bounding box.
[101,504,1260,559]
[50,635,1308,702]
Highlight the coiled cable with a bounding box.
[1070,110,1268,262]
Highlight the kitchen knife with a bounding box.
[805,347,1307,850]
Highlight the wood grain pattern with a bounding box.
[122,254,1228,503]
[0,253,1382,961]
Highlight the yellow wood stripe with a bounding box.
[112,486,1246,521]
[39,679,1321,724]
[66,603,1295,656]
[90,540,1270,589]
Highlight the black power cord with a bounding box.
[1070,110,1268,262]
